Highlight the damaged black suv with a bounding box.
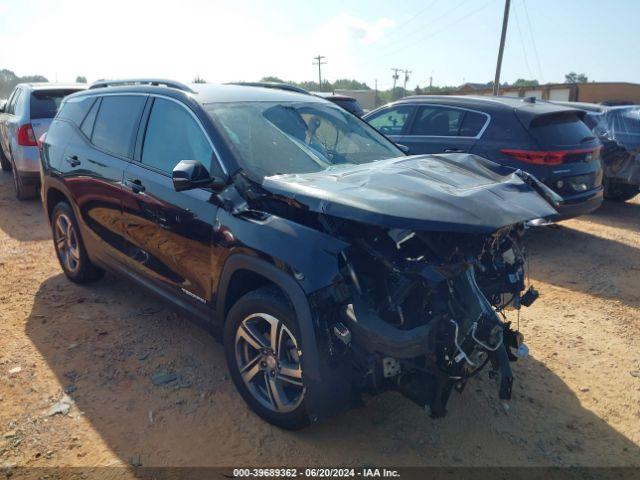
[40,79,558,429]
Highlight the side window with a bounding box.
[410,106,464,136]
[13,90,25,114]
[8,90,22,115]
[141,98,213,174]
[366,106,414,135]
[57,96,96,126]
[91,96,146,158]
[81,98,100,138]
[459,111,488,137]
[4,90,17,114]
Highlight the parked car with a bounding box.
[314,92,365,117]
[551,101,640,202]
[41,79,557,429]
[364,95,604,219]
[0,83,86,199]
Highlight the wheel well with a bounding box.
[46,187,69,219]
[223,268,286,317]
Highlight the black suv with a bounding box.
[364,95,604,219]
[41,79,556,429]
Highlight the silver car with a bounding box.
[0,83,86,199]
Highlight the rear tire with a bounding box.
[51,202,104,283]
[11,159,37,200]
[603,179,640,202]
[0,145,11,172]
[224,286,309,430]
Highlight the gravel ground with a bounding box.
[0,171,639,468]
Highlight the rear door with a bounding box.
[401,104,489,155]
[0,89,18,156]
[121,96,220,308]
[61,94,147,261]
[1,88,24,160]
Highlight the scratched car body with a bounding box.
[40,79,557,429]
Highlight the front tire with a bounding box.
[224,286,309,430]
[51,202,104,283]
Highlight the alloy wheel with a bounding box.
[235,313,305,413]
[54,213,81,274]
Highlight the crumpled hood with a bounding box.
[262,153,559,233]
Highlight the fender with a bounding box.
[217,253,352,423]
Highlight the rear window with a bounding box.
[528,112,594,148]
[30,90,83,119]
[91,96,146,158]
[331,98,364,116]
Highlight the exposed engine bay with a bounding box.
[223,153,553,419]
[318,216,537,417]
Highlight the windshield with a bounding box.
[205,101,401,178]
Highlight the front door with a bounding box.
[121,96,220,308]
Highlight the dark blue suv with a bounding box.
[364,95,603,219]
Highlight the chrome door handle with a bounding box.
[124,178,146,194]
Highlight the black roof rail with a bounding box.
[89,78,195,93]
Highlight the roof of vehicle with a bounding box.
[15,82,87,91]
[71,81,328,105]
[313,92,358,101]
[547,100,606,113]
[365,95,584,122]
[226,81,311,95]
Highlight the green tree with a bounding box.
[512,78,539,87]
[193,75,206,84]
[75,76,87,83]
[564,72,588,83]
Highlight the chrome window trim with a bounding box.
[80,92,228,176]
[403,103,491,140]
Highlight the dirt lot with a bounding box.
[0,171,639,469]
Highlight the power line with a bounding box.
[358,0,470,65]
[312,55,327,88]
[521,0,544,82]
[513,0,533,78]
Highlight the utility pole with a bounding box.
[313,55,327,90]
[374,79,378,107]
[402,69,412,94]
[391,68,401,99]
[493,0,511,95]
[429,75,433,94]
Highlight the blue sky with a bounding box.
[0,0,637,88]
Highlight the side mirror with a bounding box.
[396,143,410,154]
[172,160,225,192]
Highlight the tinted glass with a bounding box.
[410,106,465,136]
[331,98,364,117]
[57,95,95,125]
[31,90,82,119]
[142,98,213,173]
[459,111,487,136]
[9,90,22,115]
[81,98,100,138]
[92,96,145,157]
[366,106,413,135]
[206,101,401,178]
[529,112,594,148]
[14,90,25,114]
